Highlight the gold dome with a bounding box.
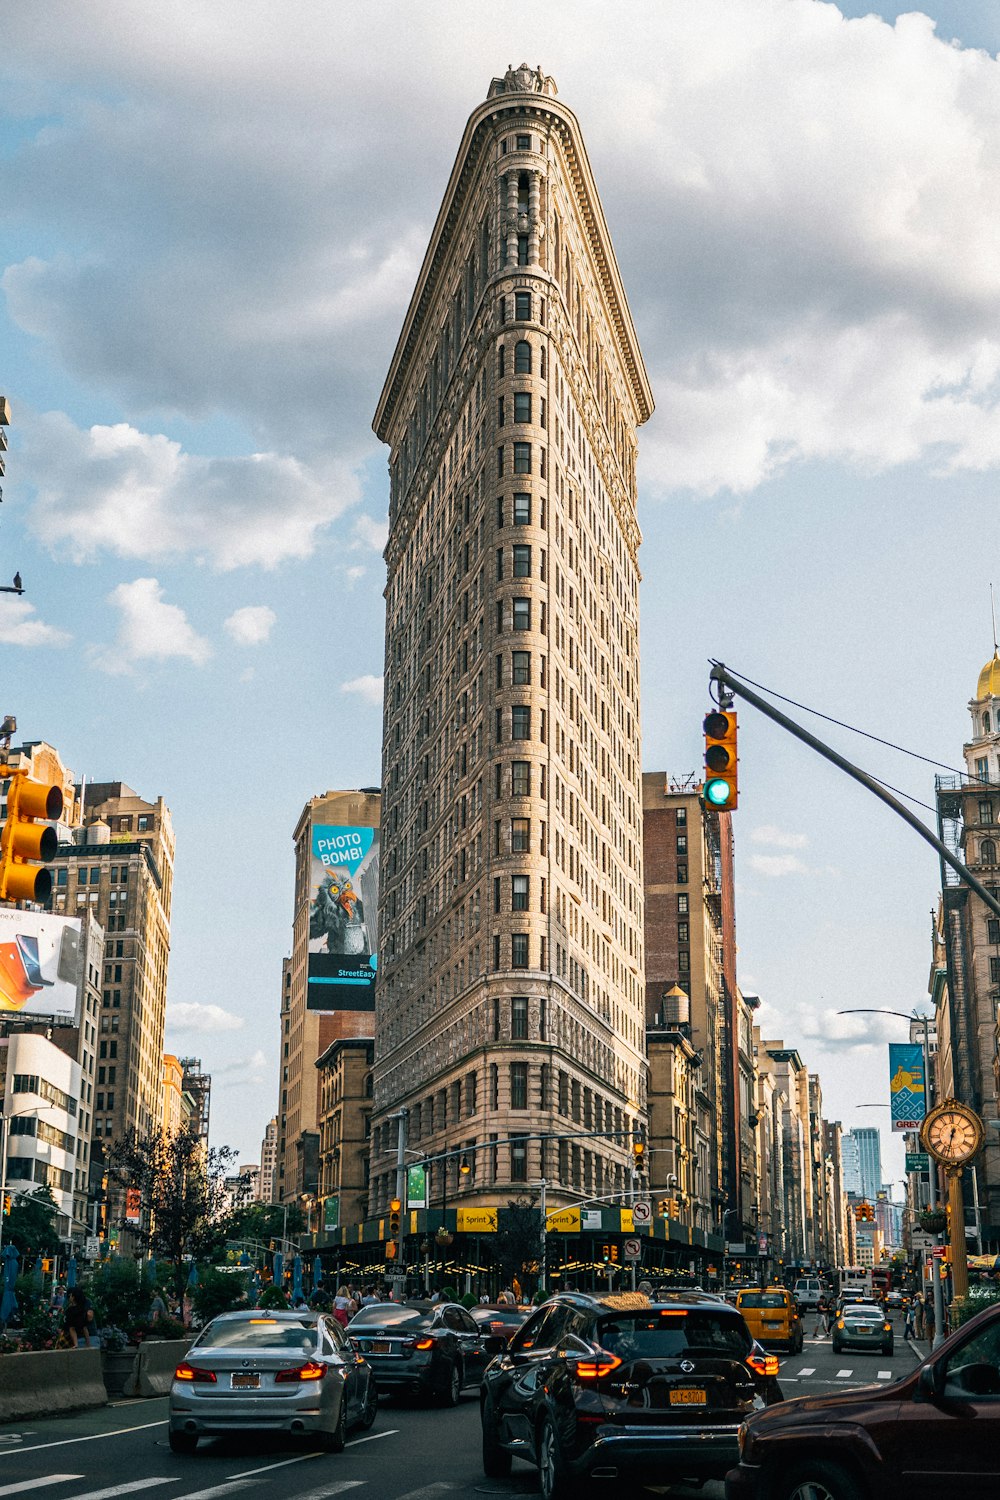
[978,651,1000,700]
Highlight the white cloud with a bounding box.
[214,1048,270,1089]
[748,853,810,878]
[0,596,71,647]
[21,412,360,571]
[352,515,388,553]
[793,1005,913,1053]
[751,825,808,850]
[341,674,384,706]
[224,605,276,646]
[94,576,210,673]
[345,566,366,585]
[3,1,1000,524]
[165,1002,244,1034]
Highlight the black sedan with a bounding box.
[470,1304,530,1353]
[349,1300,487,1405]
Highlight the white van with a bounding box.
[793,1276,822,1310]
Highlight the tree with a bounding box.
[105,1126,243,1287]
[4,1187,60,1258]
[495,1196,543,1292]
[211,1201,306,1258]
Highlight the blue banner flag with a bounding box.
[889,1042,926,1132]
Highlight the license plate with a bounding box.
[669,1388,706,1405]
[763,1321,782,1328]
[371,1340,392,1354]
[231,1372,259,1389]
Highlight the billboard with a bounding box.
[889,1042,926,1132]
[307,824,379,1011]
[0,909,82,1020]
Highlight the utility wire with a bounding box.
[720,664,970,780]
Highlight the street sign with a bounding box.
[906,1152,930,1172]
[84,1236,101,1260]
[623,1237,642,1261]
[932,1246,945,1258]
[631,1200,651,1225]
[910,1231,935,1250]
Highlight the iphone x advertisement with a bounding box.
[0,909,83,1020]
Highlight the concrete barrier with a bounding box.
[125,1338,192,1398]
[0,1347,107,1421]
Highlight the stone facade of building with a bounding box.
[369,66,653,1216]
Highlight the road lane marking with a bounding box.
[226,1455,323,1480]
[0,1422,167,1459]
[171,1483,253,1500]
[836,1369,853,1377]
[61,1482,179,1500]
[877,1369,892,1379]
[797,1368,815,1376]
[347,1430,399,1446]
[0,1479,83,1496]
[394,1486,455,1500]
[282,1486,364,1500]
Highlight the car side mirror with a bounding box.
[917,1362,944,1401]
[483,1334,505,1356]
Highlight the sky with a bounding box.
[2,1,999,1192]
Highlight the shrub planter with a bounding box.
[101,1346,139,1398]
[918,1211,947,1234]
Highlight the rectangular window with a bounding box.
[497,496,504,528]
[510,1133,528,1180]
[676,807,687,826]
[517,235,528,266]
[494,876,501,914]
[512,874,529,911]
[512,650,530,684]
[678,922,689,942]
[493,935,501,970]
[976,756,989,781]
[988,918,1000,944]
[513,493,531,524]
[678,950,690,973]
[513,442,531,473]
[497,395,505,426]
[991,957,1000,984]
[496,547,504,580]
[513,597,530,630]
[512,996,529,1039]
[512,543,531,577]
[514,392,531,424]
[980,800,994,825]
[510,1062,528,1108]
[677,864,688,884]
[511,705,531,740]
[515,291,531,320]
[676,835,687,854]
[516,134,531,150]
[677,894,689,913]
[511,760,531,796]
[511,818,530,853]
[511,934,529,968]
[497,445,504,477]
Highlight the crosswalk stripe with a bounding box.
[836,1368,853,1377]
[797,1367,815,1376]
[394,1487,455,1500]
[0,1479,82,1496]
[62,1482,179,1500]
[283,1485,364,1500]
[877,1369,892,1379]
[0,1422,166,1460]
[170,1483,251,1500]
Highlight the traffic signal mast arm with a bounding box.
[709,661,1000,922]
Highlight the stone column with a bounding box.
[528,172,541,265]
[506,173,519,268]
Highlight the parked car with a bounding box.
[831,1304,893,1356]
[736,1287,804,1354]
[348,1299,487,1404]
[480,1290,773,1500]
[470,1303,530,1353]
[726,1299,1000,1499]
[167,1308,377,1454]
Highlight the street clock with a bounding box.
[920,1098,985,1169]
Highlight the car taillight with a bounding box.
[174,1363,216,1383]
[572,1354,623,1381]
[275,1360,327,1383]
[403,1335,434,1350]
[747,1353,779,1377]
[883,1323,892,1332]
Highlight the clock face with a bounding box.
[925,1106,982,1163]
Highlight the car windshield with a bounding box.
[196,1318,316,1350]
[846,1310,883,1323]
[598,1309,751,1360]
[350,1304,431,1328]
[739,1293,787,1309]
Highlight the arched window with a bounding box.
[514,340,531,374]
[984,712,992,734]
[981,838,998,866]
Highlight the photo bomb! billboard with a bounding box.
[0,909,83,1022]
[307,824,379,1011]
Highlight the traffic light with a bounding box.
[601,1243,610,1262]
[631,1131,646,1168]
[610,1244,619,1264]
[702,710,738,811]
[389,1198,401,1241]
[2,1192,10,1215]
[0,769,63,903]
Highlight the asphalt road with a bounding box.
[0,1324,927,1500]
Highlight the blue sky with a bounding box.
[2,2,998,1187]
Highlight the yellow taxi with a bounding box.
[735,1286,804,1353]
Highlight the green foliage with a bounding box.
[460,1292,478,1309]
[191,1266,249,1324]
[257,1284,289,1310]
[16,1301,63,1351]
[87,1259,147,1329]
[4,1189,60,1257]
[952,1289,1000,1326]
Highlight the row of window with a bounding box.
[496,544,541,579]
[497,393,544,426]
[11,1074,77,1115]
[57,865,131,886]
[498,492,539,526]
[497,442,545,477]
[492,933,546,970]
[497,339,541,379]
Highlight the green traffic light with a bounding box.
[704,777,733,807]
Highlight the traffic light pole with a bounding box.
[709,663,1000,921]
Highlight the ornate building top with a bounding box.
[977,650,1000,703]
[488,63,557,98]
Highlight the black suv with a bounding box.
[481,1290,769,1499]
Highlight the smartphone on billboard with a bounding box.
[0,941,38,1009]
[57,923,81,985]
[16,933,52,989]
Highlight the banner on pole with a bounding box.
[889,1042,926,1132]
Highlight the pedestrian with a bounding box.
[924,1298,935,1345]
[332,1285,355,1327]
[63,1287,97,1348]
[149,1286,168,1323]
[914,1292,926,1340]
[903,1300,915,1340]
[813,1295,827,1338]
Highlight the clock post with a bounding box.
[920,1097,985,1309]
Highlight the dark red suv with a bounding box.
[725,1300,1000,1499]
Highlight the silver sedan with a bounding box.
[168,1308,377,1453]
